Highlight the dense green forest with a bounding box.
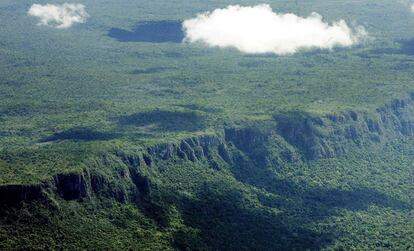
[0,0,413,250]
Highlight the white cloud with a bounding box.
[28,3,89,29]
[183,4,366,55]
[411,4,414,12]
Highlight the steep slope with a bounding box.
[0,95,413,250]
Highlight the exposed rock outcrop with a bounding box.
[147,135,224,164]
[0,184,45,206]
[272,95,414,160]
[54,173,89,201]
[3,94,414,207]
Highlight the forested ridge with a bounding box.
[1,0,414,250]
[1,96,413,250]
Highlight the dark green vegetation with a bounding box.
[0,0,413,250]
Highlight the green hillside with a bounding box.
[0,0,413,250]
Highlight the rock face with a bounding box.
[54,173,89,201]
[272,95,414,160]
[0,184,45,206]
[3,94,414,206]
[128,168,151,197]
[377,98,414,136]
[147,135,224,164]
[224,126,273,167]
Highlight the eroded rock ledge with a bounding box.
[2,94,414,206]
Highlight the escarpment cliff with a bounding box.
[274,95,414,160]
[1,94,414,207]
